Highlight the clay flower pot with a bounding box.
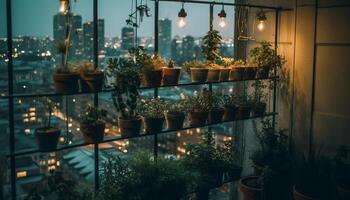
[118,116,142,137]
[35,127,61,152]
[162,67,181,86]
[236,104,253,119]
[208,109,224,124]
[220,68,231,81]
[240,176,262,200]
[80,121,105,143]
[143,117,164,134]
[223,106,237,121]
[189,111,208,126]
[80,71,104,92]
[244,67,258,80]
[165,112,186,130]
[190,68,209,83]
[256,66,270,79]
[53,72,80,93]
[252,102,267,117]
[229,67,245,81]
[293,187,320,200]
[207,69,221,82]
[143,70,163,87]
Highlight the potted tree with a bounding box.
[229,59,246,81]
[80,105,107,144]
[249,41,285,79]
[162,59,181,85]
[165,99,188,130]
[251,80,267,116]
[222,93,238,121]
[139,98,166,134]
[202,29,222,82]
[35,98,61,152]
[183,60,209,83]
[53,40,80,93]
[108,56,143,138]
[187,92,210,126]
[220,57,235,81]
[76,61,104,92]
[334,146,350,200]
[206,90,224,123]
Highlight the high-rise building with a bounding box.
[83,19,105,60]
[171,36,182,64]
[158,18,172,58]
[182,35,195,62]
[121,27,135,51]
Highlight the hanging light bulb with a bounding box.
[178,2,187,28]
[256,9,267,31]
[218,4,227,28]
[59,0,69,14]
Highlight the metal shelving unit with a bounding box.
[4,0,285,199]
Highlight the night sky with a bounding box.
[0,0,235,38]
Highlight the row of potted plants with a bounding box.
[239,119,350,200]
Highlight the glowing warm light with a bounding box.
[59,0,69,14]
[17,171,27,178]
[24,129,30,134]
[178,17,186,28]
[219,17,227,28]
[257,20,265,31]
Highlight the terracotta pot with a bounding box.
[80,121,105,143]
[223,106,237,121]
[229,67,245,81]
[252,102,267,116]
[189,111,208,126]
[53,72,80,93]
[165,112,185,130]
[293,187,320,200]
[80,71,104,92]
[207,69,221,82]
[337,184,350,200]
[190,68,209,83]
[256,66,270,79]
[144,117,164,134]
[244,67,257,80]
[208,109,224,124]
[35,127,61,152]
[236,104,253,119]
[240,176,262,200]
[220,68,231,81]
[143,70,163,87]
[118,116,142,137]
[162,67,181,85]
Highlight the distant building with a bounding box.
[121,27,135,51]
[158,18,172,58]
[83,19,105,60]
[182,35,195,62]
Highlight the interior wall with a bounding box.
[243,0,350,154]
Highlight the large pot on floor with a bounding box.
[240,176,262,200]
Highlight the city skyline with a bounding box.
[0,0,235,38]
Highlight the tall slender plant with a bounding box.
[202,29,222,63]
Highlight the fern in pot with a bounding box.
[35,98,61,152]
[139,98,166,134]
[162,59,181,85]
[187,91,210,126]
[222,93,238,121]
[183,60,208,83]
[251,80,268,116]
[108,56,143,137]
[79,105,107,143]
[165,99,189,130]
[202,29,222,82]
[204,90,224,124]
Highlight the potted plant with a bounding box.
[222,93,238,121]
[139,50,164,87]
[35,98,61,152]
[80,105,107,143]
[187,92,210,126]
[162,59,181,86]
[205,90,224,123]
[165,99,188,130]
[76,61,104,92]
[333,146,350,200]
[244,62,258,80]
[251,80,267,116]
[139,98,166,134]
[53,40,80,93]
[183,60,209,83]
[249,41,285,79]
[293,151,335,200]
[108,56,143,138]
[220,57,234,81]
[217,140,242,182]
[229,59,246,81]
[236,96,253,119]
[202,29,222,82]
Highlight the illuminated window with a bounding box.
[24,129,30,134]
[16,171,27,178]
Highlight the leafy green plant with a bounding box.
[130,47,165,71]
[165,99,189,115]
[222,93,237,108]
[167,59,175,68]
[186,92,211,113]
[80,105,107,125]
[203,90,224,110]
[249,41,285,71]
[108,56,142,119]
[220,57,235,68]
[182,60,207,74]
[202,29,222,63]
[232,59,246,67]
[138,98,166,119]
[251,80,268,104]
[73,61,100,75]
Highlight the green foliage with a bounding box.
[249,41,285,70]
[203,90,224,110]
[202,29,222,63]
[130,47,165,71]
[138,98,166,119]
[165,99,189,115]
[182,60,207,74]
[220,57,235,68]
[107,56,141,119]
[222,93,237,108]
[73,61,100,74]
[80,105,107,125]
[186,91,211,113]
[167,59,175,68]
[251,80,268,104]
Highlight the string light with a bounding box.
[178,2,187,28]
